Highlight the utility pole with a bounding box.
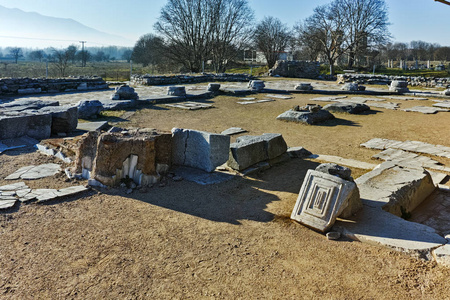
[79,41,87,67]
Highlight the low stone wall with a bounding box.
[0,77,109,96]
[270,61,320,79]
[131,73,254,86]
[337,74,450,87]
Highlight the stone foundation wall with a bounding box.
[0,77,109,96]
[270,61,320,79]
[337,74,450,87]
[131,73,254,86]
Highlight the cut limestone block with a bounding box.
[221,127,247,136]
[172,128,230,172]
[335,206,447,260]
[291,169,360,232]
[355,162,436,217]
[167,86,186,96]
[207,83,221,92]
[227,133,287,171]
[0,112,52,140]
[323,102,370,114]
[402,106,449,114]
[248,80,265,91]
[39,105,78,134]
[276,109,335,125]
[77,100,104,119]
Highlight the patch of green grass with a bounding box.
[226,65,268,76]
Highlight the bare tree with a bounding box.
[254,17,291,69]
[293,22,324,61]
[335,0,390,68]
[300,4,348,75]
[8,47,23,63]
[154,0,253,73]
[435,46,450,62]
[50,47,72,77]
[208,0,254,72]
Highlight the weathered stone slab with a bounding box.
[6,163,61,180]
[237,99,275,105]
[112,85,139,100]
[266,94,292,99]
[433,102,450,109]
[361,138,450,158]
[76,121,109,132]
[99,99,136,111]
[372,148,448,172]
[172,128,230,172]
[35,186,89,203]
[355,162,436,217]
[335,206,446,260]
[311,96,347,102]
[366,102,399,110]
[310,154,378,170]
[165,102,213,110]
[0,182,28,191]
[324,102,370,114]
[294,83,313,91]
[0,199,16,209]
[248,80,265,91]
[287,147,312,158]
[276,109,335,125]
[0,136,39,153]
[39,105,78,134]
[349,97,385,102]
[291,170,359,232]
[221,127,247,136]
[402,106,449,114]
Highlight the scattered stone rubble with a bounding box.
[131,73,253,86]
[0,77,108,96]
[337,73,450,88]
[110,84,139,100]
[277,104,335,125]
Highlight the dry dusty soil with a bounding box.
[1,85,450,299]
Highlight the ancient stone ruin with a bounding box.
[270,60,320,78]
[277,104,335,125]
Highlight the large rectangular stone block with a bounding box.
[172,128,230,172]
[291,170,358,232]
[0,113,52,140]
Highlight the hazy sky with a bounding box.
[0,0,450,47]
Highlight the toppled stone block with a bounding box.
[227,133,287,171]
[291,169,360,232]
[248,80,265,91]
[112,84,139,100]
[295,83,313,91]
[77,100,104,119]
[40,106,78,134]
[0,112,52,140]
[389,80,409,93]
[323,102,370,114]
[172,128,230,172]
[207,83,221,92]
[315,163,362,218]
[276,109,335,125]
[341,83,359,91]
[167,86,186,96]
[355,162,436,217]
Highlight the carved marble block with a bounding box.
[291,170,358,232]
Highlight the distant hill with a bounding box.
[0,5,134,48]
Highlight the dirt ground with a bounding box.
[1,86,450,299]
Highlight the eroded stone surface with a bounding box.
[402,106,449,114]
[165,102,213,110]
[361,138,450,158]
[5,164,61,180]
[291,170,359,232]
[276,109,335,125]
[221,127,247,136]
[324,102,370,114]
[172,128,230,173]
[355,162,436,217]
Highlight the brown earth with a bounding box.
[1,87,450,299]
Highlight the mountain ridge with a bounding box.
[0,5,133,47]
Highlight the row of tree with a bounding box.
[131,0,392,75]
